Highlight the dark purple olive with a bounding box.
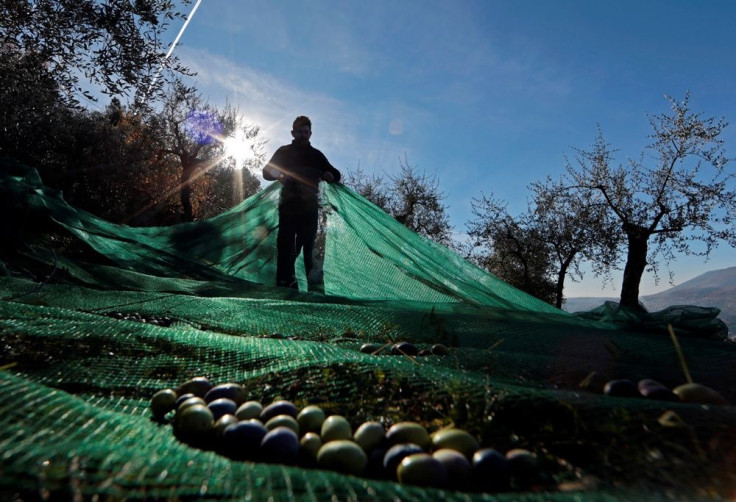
[433,449,471,490]
[359,343,383,354]
[175,393,196,409]
[638,379,678,401]
[177,377,213,398]
[204,383,246,405]
[382,443,424,480]
[260,427,300,464]
[221,420,268,460]
[207,398,238,420]
[391,342,418,356]
[472,448,511,492]
[505,448,539,481]
[603,379,639,398]
[260,400,298,422]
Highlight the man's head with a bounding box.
[291,115,312,144]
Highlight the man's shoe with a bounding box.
[307,281,324,294]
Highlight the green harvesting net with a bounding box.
[1,159,735,501]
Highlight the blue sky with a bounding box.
[157,0,735,297]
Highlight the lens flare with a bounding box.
[184,110,223,145]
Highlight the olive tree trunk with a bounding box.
[619,226,649,311]
[555,256,573,310]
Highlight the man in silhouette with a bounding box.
[262,116,342,289]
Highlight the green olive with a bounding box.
[386,422,430,449]
[235,401,263,420]
[321,415,352,443]
[213,414,239,437]
[317,440,367,475]
[265,414,300,435]
[354,421,385,452]
[397,453,447,487]
[430,428,479,458]
[177,404,214,435]
[177,396,206,413]
[300,432,323,460]
[150,388,178,418]
[673,382,728,404]
[297,405,326,433]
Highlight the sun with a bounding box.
[223,129,256,169]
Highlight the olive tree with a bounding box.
[343,167,392,211]
[466,195,557,305]
[564,93,735,310]
[0,46,71,177]
[466,175,621,308]
[0,0,192,105]
[67,100,186,225]
[344,157,454,247]
[151,80,264,221]
[528,177,621,308]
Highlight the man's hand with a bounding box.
[264,165,282,181]
[321,171,335,183]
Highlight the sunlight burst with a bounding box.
[223,130,257,170]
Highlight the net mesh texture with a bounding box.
[1,159,735,501]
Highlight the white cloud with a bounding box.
[178,46,356,149]
[176,46,429,178]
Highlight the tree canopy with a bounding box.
[0,0,192,105]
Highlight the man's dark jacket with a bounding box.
[262,140,342,210]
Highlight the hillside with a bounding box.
[565,266,736,334]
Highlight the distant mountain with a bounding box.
[564,266,736,334]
